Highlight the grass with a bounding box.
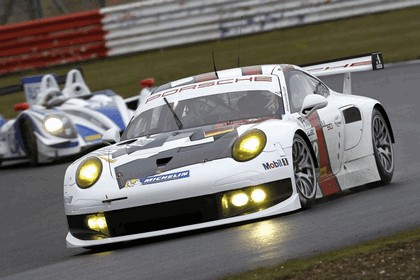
[223,228,420,280]
[1,6,420,118]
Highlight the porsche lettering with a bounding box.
[146,76,273,104]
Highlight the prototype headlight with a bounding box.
[44,116,63,134]
[76,157,103,189]
[43,115,77,138]
[232,129,267,162]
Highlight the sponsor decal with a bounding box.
[85,133,102,141]
[262,158,289,170]
[124,179,142,188]
[146,76,274,104]
[322,123,333,131]
[373,53,384,70]
[306,127,315,137]
[99,155,117,163]
[124,170,190,188]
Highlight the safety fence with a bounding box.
[0,0,419,76]
[0,10,106,75]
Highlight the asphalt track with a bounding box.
[1,62,419,280]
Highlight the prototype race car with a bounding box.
[63,52,394,248]
[0,69,133,166]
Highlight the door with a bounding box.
[284,70,344,195]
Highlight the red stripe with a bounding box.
[194,72,218,82]
[307,112,341,196]
[241,66,262,76]
[0,10,106,75]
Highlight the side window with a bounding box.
[285,70,329,113]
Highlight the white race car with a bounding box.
[63,53,394,248]
[0,69,133,166]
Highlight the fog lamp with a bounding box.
[86,213,109,235]
[231,192,249,207]
[251,188,267,203]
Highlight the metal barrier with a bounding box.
[0,10,106,75]
[102,0,420,56]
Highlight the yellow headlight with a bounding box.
[232,129,267,162]
[76,157,103,188]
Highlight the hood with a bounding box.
[101,124,243,189]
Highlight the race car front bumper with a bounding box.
[66,177,293,242]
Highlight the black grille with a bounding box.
[67,178,293,240]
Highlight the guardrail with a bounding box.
[0,0,419,76]
[102,0,420,56]
[0,10,106,75]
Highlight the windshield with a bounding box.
[122,90,283,140]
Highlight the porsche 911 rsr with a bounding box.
[0,69,133,166]
[63,53,394,248]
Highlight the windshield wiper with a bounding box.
[163,97,183,130]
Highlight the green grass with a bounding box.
[1,6,420,118]
[223,228,420,280]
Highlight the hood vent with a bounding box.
[156,157,173,167]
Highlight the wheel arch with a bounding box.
[295,129,319,169]
[16,114,37,154]
[373,104,395,143]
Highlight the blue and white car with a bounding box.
[0,69,134,166]
[63,53,395,248]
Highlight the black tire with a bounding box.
[292,134,317,209]
[371,109,394,184]
[20,119,38,166]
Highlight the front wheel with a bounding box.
[20,119,38,166]
[292,134,317,209]
[372,109,394,184]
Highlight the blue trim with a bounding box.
[95,107,125,131]
[75,125,102,143]
[50,141,79,148]
[21,75,44,85]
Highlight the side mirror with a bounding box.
[301,95,328,116]
[102,127,120,145]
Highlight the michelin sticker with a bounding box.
[124,170,190,188]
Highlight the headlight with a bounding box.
[43,114,77,139]
[76,157,103,189]
[232,129,267,162]
[44,116,63,134]
[43,115,77,138]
